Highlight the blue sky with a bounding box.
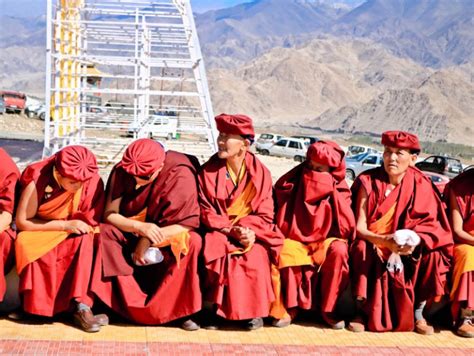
[0,0,246,17]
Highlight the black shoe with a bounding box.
[201,309,221,330]
[246,317,264,331]
[181,318,200,331]
[8,309,26,321]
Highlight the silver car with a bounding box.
[345,153,383,180]
[256,133,282,152]
[259,137,309,162]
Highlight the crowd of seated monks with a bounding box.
[0,113,472,338]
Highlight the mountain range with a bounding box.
[0,0,472,145]
[207,37,473,144]
[197,0,473,68]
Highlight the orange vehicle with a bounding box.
[0,90,26,113]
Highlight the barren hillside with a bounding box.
[208,38,473,145]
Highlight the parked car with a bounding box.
[346,145,378,157]
[256,133,282,152]
[259,137,309,162]
[415,155,463,178]
[345,153,383,180]
[463,165,474,172]
[291,135,319,144]
[26,103,46,119]
[0,90,26,113]
[37,105,46,120]
[128,113,178,140]
[345,152,370,162]
[422,171,450,195]
[0,96,5,115]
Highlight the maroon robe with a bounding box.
[90,151,202,325]
[0,148,20,302]
[275,162,355,313]
[444,169,474,320]
[18,155,104,316]
[199,152,283,320]
[351,166,453,331]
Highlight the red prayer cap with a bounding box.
[215,113,255,138]
[118,138,165,176]
[55,145,98,182]
[306,140,344,168]
[381,131,421,151]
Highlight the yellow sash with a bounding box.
[224,161,257,255]
[278,238,344,269]
[450,230,474,299]
[128,208,190,268]
[270,237,345,320]
[15,184,84,274]
[369,203,396,260]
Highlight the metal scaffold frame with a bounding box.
[44,0,217,168]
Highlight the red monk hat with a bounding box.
[381,130,421,151]
[306,140,346,182]
[215,114,255,139]
[118,138,165,176]
[55,145,98,182]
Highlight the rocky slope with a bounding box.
[207,37,473,144]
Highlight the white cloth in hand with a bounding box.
[386,229,421,273]
[133,247,164,266]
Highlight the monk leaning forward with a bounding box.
[15,146,106,332]
[445,168,474,338]
[0,148,20,303]
[89,139,202,330]
[199,114,283,330]
[273,141,355,328]
[349,131,452,334]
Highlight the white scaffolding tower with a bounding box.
[44,0,217,170]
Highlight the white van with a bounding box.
[346,145,378,157]
[259,137,309,162]
[128,112,178,140]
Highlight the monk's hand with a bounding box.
[381,235,402,254]
[132,237,151,265]
[137,222,166,245]
[398,244,416,255]
[220,227,232,235]
[65,220,93,235]
[228,226,243,240]
[239,227,256,248]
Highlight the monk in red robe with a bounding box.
[349,131,452,334]
[89,139,202,330]
[199,114,283,330]
[0,148,20,303]
[15,145,106,332]
[273,140,355,328]
[445,169,474,338]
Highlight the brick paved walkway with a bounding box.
[0,318,472,355]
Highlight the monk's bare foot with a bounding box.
[322,312,345,330]
[348,316,365,332]
[456,318,474,338]
[415,319,434,335]
[246,317,264,330]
